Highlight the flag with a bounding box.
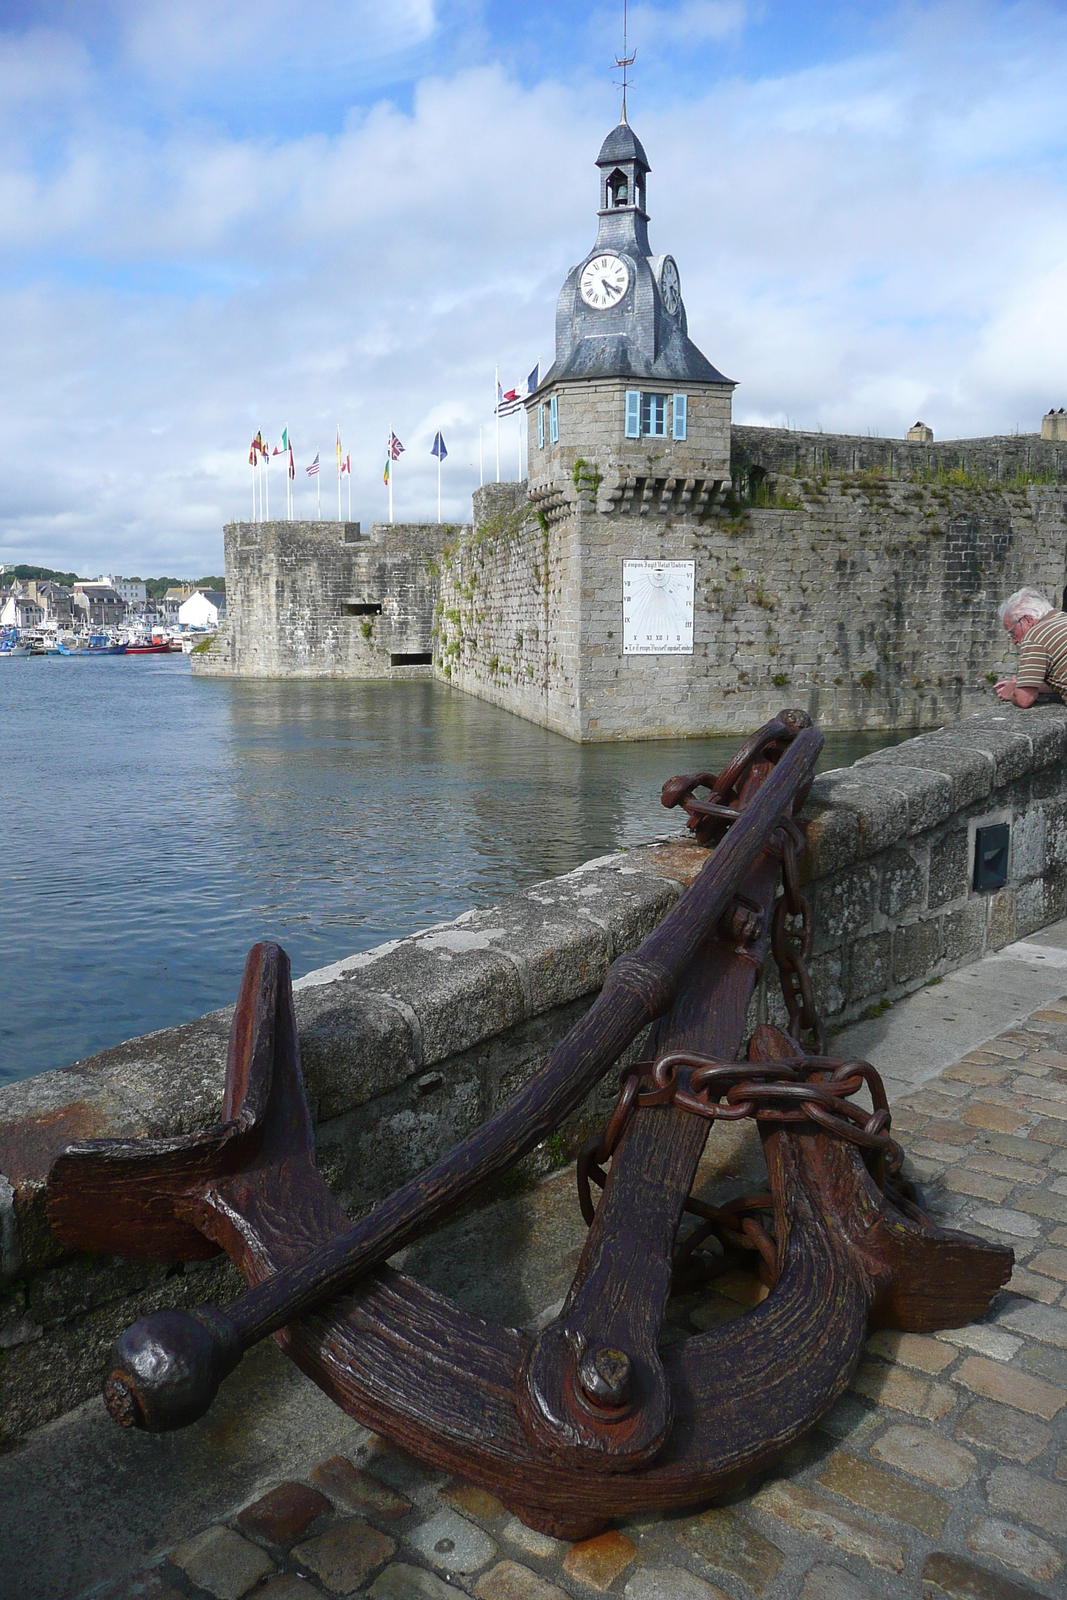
[526,362,539,395]
[336,426,343,468]
[306,454,320,477]
[272,426,289,458]
[288,444,295,481]
[388,431,405,460]
[340,454,351,476]
[383,456,390,486]
[496,381,522,416]
[431,432,447,461]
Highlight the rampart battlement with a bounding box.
[732,425,1067,487]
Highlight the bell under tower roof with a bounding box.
[540,120,732,389]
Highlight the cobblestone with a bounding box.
[869,1424,976,1489]
[625,1568,730,1600]
[921,1550,1053,1599]
[815,1449,951,1534]
[561,1531,637,1590]
[406,1507,497,1575]
[954,1400,1053,1462]
[679,1507,783,1595]
[952,1355,1067,1418]
[313,1455,413,1518]
[965,1517,1064,1585]
[170,1526,276,1599]
[798,1567,879,1600]
[475,1560,570,1600]
[235,1481,333,1545]
[752,1480,906,1572]
[985,1462,1067,1537]
[293,1519,396,1594]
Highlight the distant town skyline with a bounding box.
[2,0,1065,575]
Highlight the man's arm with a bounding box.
[996,677,1040,707]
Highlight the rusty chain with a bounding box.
[577,725,922,1262]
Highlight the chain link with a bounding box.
[583,729,922,1264]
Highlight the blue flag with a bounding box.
[431,431,447,461]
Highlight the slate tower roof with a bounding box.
[541,120,732,388]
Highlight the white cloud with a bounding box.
[1,3,1066,575]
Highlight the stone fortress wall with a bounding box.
[434,428,1067,740]
[195,518,454,679]
[4,704,1067,1444]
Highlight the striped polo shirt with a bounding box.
[1016,610,1067,695]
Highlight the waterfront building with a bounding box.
[1,590,44,631]
[178,589,225,629]
[102,575,148,609]
[72,581,126,628]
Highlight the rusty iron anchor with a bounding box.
[45,712,1013,1539]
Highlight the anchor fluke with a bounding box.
[105,1305,241,1432]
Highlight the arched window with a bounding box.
[607,168,629,207]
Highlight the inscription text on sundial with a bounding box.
[622,560,695,655]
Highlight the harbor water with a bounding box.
[0,657,907,1086]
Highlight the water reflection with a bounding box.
[0,662,907,1084]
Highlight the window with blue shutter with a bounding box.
[549,394,559,443]
[672,394,687,440]
[625,390,641,438]
[538,404,545,450]
[641,393,667,437]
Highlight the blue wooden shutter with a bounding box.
[538,404,545,450]
[625,390,641,438]
[672,394,687,440]
[549,394,559,443]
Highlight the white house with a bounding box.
[1,591,44,630]
[178,589,225,629]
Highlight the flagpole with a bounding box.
[495,364,500,483]
[265,451,270,521]
[337,426,342,522]
[317,467,321,521]
[479,425,484,487]
[517,415,521,482]
[437,452,442,524]
[348,470,352,521]
[388,441,393,525]
[251,457,255,522]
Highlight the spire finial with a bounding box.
[614,0,636,123]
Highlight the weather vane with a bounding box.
[614,0,636,123]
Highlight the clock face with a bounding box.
[660,257,681,317]
[622,560,695,655]
[580,254,629,310]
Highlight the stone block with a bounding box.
[865,1330,955,1374]
[293,1517,396,1593]
[965,1517,1063,1585]
[804,770,908,858]
[809,863,878,955]
[962,716,1037,787]
[236,1481,333,1545]
[406,1507,496,1574]
[870,1424,975,1489]
[751,1480,905,1573]
[986,1462,1067,1537]
[893,918,944,985]
[170,1526,275,1600]
[679,1506,783,1596]
[626,1569,730,1600]
[1010,806,1047,880]
[879,847,925,918]
[372,1565,460,1600]
[798,802,862,881]
[928,830,969,909]
[922,1550,1055,1600]
[943,901,987,965]
[475,1561,570,1600]
[800,1565,879,1600]
[816,1449,950,1534]
[955,1400,1052,1462]
[561,1530,637,1590]
[295,989,420,1121]
[952,1355,1067,1419]
[999,1300,1067,1346]
[986,887,1015,949]
[846,931,892,1004]
[858,734,992,811]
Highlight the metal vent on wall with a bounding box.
[973,823,1010,891]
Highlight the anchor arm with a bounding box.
[48,722,825,1433]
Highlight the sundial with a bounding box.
[622,559,694,654]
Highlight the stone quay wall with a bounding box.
[438,462,1067,740]
[193,519,456,679]
[731,425,1067,488]
[3,704,1067,1443]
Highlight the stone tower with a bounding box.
[523,118,735,739]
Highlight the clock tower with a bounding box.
[518,117,736,740]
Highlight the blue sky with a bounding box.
[1,1,1065,576]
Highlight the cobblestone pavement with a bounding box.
[76,997,1067,1600]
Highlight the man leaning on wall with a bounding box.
[996,587,1067,706]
